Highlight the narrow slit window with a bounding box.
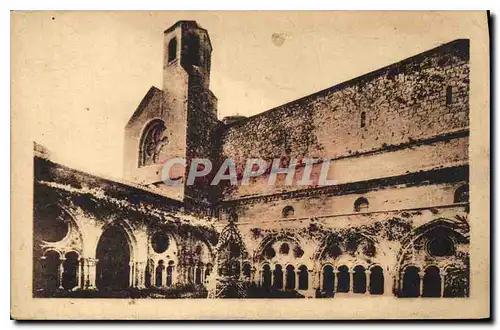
[446,86,453,106]
[360,111,366,128]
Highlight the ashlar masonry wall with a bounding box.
[219,39,469,199]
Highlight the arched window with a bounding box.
[62,251,79,290]
[322,265,335,294]
[155,260,165,287]
[273,264,283,289]
[369,266,384,295]
[446,86,453,106]
[285,265,296,290]
[360,111,366,128]
[298,265,308,290]
[401,266,420,297]
[353,265,366,293]
[140,120,167,166]
[168,37,177,62]
[422,266,441,297]
[454,184,469,203]
[282,206,294,218]
[337,265,350,293]
[262,264,272,290]
[354,197,369,212]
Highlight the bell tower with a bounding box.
[161,21,219,208]
[124,21,219,207]
[163,21,213,91]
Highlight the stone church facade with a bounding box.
[33,21,470,299]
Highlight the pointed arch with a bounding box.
[96,221,137,290]
[216,222,247,277]
[217,222,247,255]
[396,218,469,276]
[101,219,138,259]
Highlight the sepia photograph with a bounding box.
[10,11,490,319]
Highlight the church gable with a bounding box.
[125,86,163,129]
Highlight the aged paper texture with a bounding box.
[11,11,490,319]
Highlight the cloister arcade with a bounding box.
[33,192,469,299]
[32,194,217,296]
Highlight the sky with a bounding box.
[11,11,485,179]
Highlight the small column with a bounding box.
[83,257,98,290]
[307,269,314,292]
[251,267,256,283]
[440,272,447,298]
[89,258,98,290]
[58,257,66,289]
[418,271,425,297]
[348,269,354,293]
[76,258,82,289]
[239,257,244,280]
[161,266,167,287]
[398,271,404,296]
[270,266,275,287]
[295,270,300,290]
[365,270,371,295]
[128,261,135,287]
[333,269,339,293]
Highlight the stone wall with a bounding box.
[33,156,219,296]
[232,203,469,298]
[219,169,468,225]
[184,71,221,206]
[219,39,469,199]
